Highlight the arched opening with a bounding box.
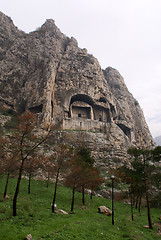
[63,94,113,131]
[71,102,93,119]
[110,103,117,120]
[70,94,94,106]
[93,105,111,123]
[69,94,94,120]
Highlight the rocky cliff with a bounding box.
[0,11,154,165]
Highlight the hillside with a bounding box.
[0,177,160,240]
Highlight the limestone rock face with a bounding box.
[0,12,154,163]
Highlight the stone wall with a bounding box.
[63,118,108,132]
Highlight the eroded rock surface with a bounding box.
[0,11,154,165]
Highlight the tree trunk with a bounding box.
[28,173,31,194]
[143,155,153,229]
[135,196,139,209]
[82,184,85,205]
[13,160,24,216]
[52,167,60,213]
[111,178,114,225]
[90,189,93,200]
[4,173,10,199]
[130,193,134,221]
[46,173,50,188]
[145,181,153,229]
[138,196,142,213]
[71,185,76,213]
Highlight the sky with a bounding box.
[1,0,161,138]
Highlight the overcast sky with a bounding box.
[1,0,161,138]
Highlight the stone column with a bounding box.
[90,106,94,120]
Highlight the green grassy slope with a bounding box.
[0,177,160,240]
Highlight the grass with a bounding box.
[0,176,160,240]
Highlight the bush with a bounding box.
[4,115,18,130]
[0,108,17,117]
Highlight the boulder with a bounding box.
[56,209,68,214]
[25,234,32,240]
[143,225,149,228]
[98,206,112,216]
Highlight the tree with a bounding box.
[64,147,102,212]
[0,131,19,198]
[0,131,6,183]
[24,154,46,194]
[41,155,55,188]
[113,164,138,221]
[127,149,145,213]
[9,111,50,216]
[88,168,103,200]
[75,147,94,205]
[51,144,72,213]
[150,146,161,207]
[64,165,84,213]
[118,147,161,229]
[3,155,19,199]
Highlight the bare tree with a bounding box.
[64,165,84,213]
[8,111,50,216]
[24,154,47,194]
[51,144,72,213]
[0,132,19,198]
[41,156,55,188]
